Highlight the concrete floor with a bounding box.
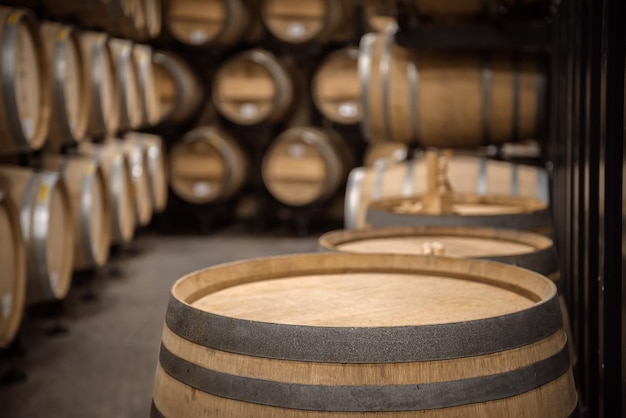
[0,226,319,418]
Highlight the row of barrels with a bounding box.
[0,132,167,349]
[0,5,203,154]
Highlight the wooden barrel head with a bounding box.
[312,47,360,124]
[261,0,331,43]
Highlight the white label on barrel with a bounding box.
[1,293,12,319]
[287,22,306,38]
[193,182,211,197]
[22,118,34,139]
[240,103,258,120]
[339,102,358,118]
[50,272,59,291]
[288,144,306,158]
[189,30,208,45]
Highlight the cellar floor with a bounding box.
[0,225,319,418]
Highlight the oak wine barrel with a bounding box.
[153,51,203,125]
[359,26,547,147]
[79,31,120,137]
[345,155,549,229]
[261,126,351,207]
[126,132,168,213]
[78,141,136,244]
[213,49,293,126]
[363,142,409,166]
[363,0,397,32]
[312,47,360,125]
[0,190,25,349]
[42,154,112,271]
[260,0,354,44]
[0,7,50,154]
[110,38,143,131]
[169,126,247,205]
[165,0,250,47]
[0,166,74,305]
[40,22,89,147]
[140,0,163,40]
[152,253,577,417]
[117,138,153,227]
[133,44,161,127]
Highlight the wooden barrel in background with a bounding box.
[345,155,549,229]
[169,126,247,205]
[79,31,120,137]
[153,51,203,125]
[109,38,143,131]
[165,0,250,47]
[359,26,547,147]
[42,154,112,272]
[46,0,138,39]
[152,253,577,417]
[78,141,136,245]
[262,126,351,207]
[363,0,397,32]
[260,0,353,44]
[312,47,361,125]
[0,166,74,305]
[140,0,163,40]
[363,142,409,166]
[40,22,89,147]
[0,6,50,154]
[126,132,168,213]
[0,190,26,349]
[117,138,153,227]
[133,44,161,127]
[213,49,294,126]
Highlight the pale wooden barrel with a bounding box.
[47,0,138,39]
[117,138,153,227]
[262,127,349,207]
[169,126,247,204]
[153,51,203,125]
[109,39,143,131]
[126,132,168,213]
[212,49,293,126]
[166,0,250,47]
[0,166,74,305]
[0,7,50,154]
[79,31,120,137]
[312,47,360,125]
[142,0,163,40]
[40,22,89,147]
[345,156,549,229]
[0,190,26,348]
[260,0,353,44]
[133,44,161,127]
[363,142,409,166]
[359,26,547,147]
[42,154,112,271]
[152,253,577,417]
[78,141,136,244]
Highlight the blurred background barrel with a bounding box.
[0,166,74,305]
[312,47,361,125]
[359,26,547,147]
[153,51,203,125]
[79,31,120,137]
[125,132,168,214]
[133,44,161,128]
[41,154,112,272]
[0,6,50,154]
[109,38,143,131]
[40,22,89,147]
[261,127,351,207]
[0,190,25,349]
[118,138,153,227]
[169,126,247,205]
[165,0,250,47]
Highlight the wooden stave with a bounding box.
[79,31,121,138]
[169,126,247,205]
[153,252,576,416]
[133,44,161,128]
[261,126,349,207]
[0,7,51,155]
[152,51,203,125]
[212,49,294,126]
[165,0,250,47]
[125,132,169,213]
[40,22,89,147]
[109,38,143,131]
[311,47,361,125]
[117,138,153,227]
[41,154,112,271]
[0,189,26,349]
[359,26,547,148]
[0,166,74,305]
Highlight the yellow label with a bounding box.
[85,163,94,176]
[58,27,70,41]
[7,12,19,26]
[38,183,49,203]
